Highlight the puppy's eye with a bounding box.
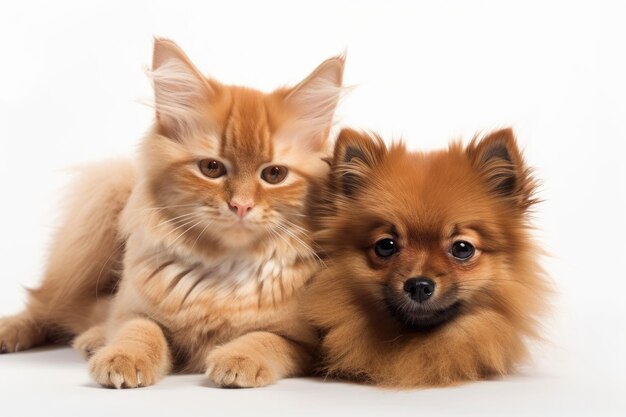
[450,240,475,260]
[374,238,398,258]
[199,159,226,178]
[261,166,288,184]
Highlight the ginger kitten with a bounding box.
[304,128,549,387]
[0,39,344,388]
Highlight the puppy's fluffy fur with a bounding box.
[303,128,549,387]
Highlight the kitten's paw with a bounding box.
[205,348,275,388]
[0,314,45,353]
[72,325,106,359]
[88,345,159,388]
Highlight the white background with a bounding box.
[1,1,625,416]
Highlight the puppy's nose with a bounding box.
[403,277,435,303]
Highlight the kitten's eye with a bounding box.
[374,238,398,258]
[450,240,475,260]
[261,165,288,184]
[199,159,226,178]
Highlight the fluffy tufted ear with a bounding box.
[282,54,345,151]
[467,128,537,209]
[331,128,387,197]
[149,38,216,140]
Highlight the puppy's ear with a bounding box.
[467,128,537,209]
[332,128,386,197]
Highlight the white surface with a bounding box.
[1,1,625,416]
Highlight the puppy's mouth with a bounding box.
[384,287,461,331]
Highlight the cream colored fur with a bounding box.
[0,38,345,389]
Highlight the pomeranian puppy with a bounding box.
[303,127,549,387]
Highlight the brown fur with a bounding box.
[0,38,345,388]
[303,128,550,388]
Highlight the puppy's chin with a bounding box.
[383,287,462,331]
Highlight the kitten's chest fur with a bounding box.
[122,231,316,333]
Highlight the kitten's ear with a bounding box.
[467,128,537,209]
[332,128,386,197]
[283,54,345,150]
[150,38,215,139]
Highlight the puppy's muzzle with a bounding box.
[403,276,435,303]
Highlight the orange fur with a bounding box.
[303,128,550,388]
[0,38,345,388]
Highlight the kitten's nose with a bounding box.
[229,200,254,218]
[403,277,435,303]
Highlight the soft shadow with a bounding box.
[81,381,107,389]
[198,378,241,389]
[197,375,351,389]
[0,344,83,364]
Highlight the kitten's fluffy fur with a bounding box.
[304,128,549,387]
[0,39,344,388]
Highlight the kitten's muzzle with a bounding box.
[229,199,254,219]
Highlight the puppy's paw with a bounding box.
[0,314,45,353]
[206,348,275,388]
[88,345,161,389]
[72,325,106,359]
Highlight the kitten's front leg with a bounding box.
[88,317,171,388]
[72,324,106,359]
[205,331,313,388]
[0,313,46,353]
